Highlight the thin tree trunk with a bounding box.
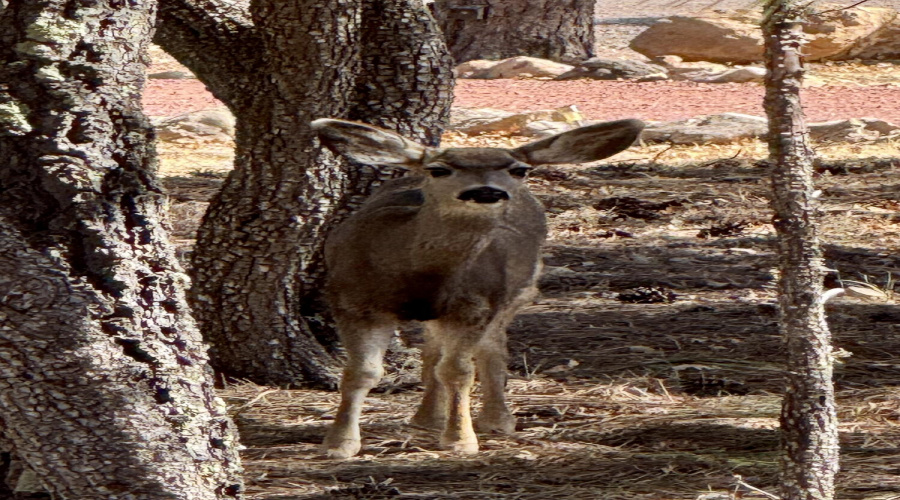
[155,0,453,387]
[762,2,840,499]
[0,1,243,498]
[432,0,595,64]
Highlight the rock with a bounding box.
[809,119,874,142]
[481,56,575,79]
[843,15,900,60]
[641,114,899,145]
[148,70,195,80]
[642,113,768,144]
[637,73,670,82]
[684,66,766,83]
[448,107,516,132]
[630,16,764,64]
[555,58,668,81]
[803,6,898,60]
[450,105,583,136]
[664,60,731,81]
[522,120,575,138]
[630,6,898,64]
[155,107,236,143]
[806,117,900,142]
[654,55,685,66]
[860,117,900,135]
[455,59,498,79]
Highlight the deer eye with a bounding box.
[508,167,530,178]
[426,167,453,178]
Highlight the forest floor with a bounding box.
[148,3,900,498]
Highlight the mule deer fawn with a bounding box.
[313,118,644,458]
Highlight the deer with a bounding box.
[312,117,644,458]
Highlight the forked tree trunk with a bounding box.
[431,0,595,64]
[155,0,453,387]
[0,1,243,497]
[762,1,839,499]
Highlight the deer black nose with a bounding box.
[458,187,510,204]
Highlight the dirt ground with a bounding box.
[148,5,900,499]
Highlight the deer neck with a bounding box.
[410,199,506,270]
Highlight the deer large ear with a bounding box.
[513,119,645,165]
[311,118,428,168]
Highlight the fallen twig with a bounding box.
[733,475,780,500]
[815,0,871,15]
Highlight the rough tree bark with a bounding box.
[0,0,243,498]
[155,0,454,387]
[431,0,595,64]
[762,1,840,499]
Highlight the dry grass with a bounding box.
[808,61,900,87]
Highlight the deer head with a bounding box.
[312,118,644,215]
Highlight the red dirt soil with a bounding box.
[144,78,900,123]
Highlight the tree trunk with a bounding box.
[432,0,595,64]
[0,1,243,498]
[762,2,840,499]
[155,0,453,388]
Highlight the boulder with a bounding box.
[455,59,498,79]
[481,56,575,79]
[803,6,898,60]
[155,107,236,143]
[842,15,900,60]
[450,105,583,136]
[555,58,668,81]
[630,16,764,64]
[642,113,768,144]
[630,6,898,64]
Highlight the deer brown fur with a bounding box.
[312,118,644,458]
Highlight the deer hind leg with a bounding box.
[322,318,394,459]
[411,323,448,430]
[474,331,516,434]
[476,289,535,434]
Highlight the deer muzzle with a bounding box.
[457,186,510,204]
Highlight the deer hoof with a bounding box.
[441,439,479,454]
[322,438,361,459]
[475,413,517,434]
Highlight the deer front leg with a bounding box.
[434,339,479,453]
[411,325,448,430]
[323,322,394,459]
